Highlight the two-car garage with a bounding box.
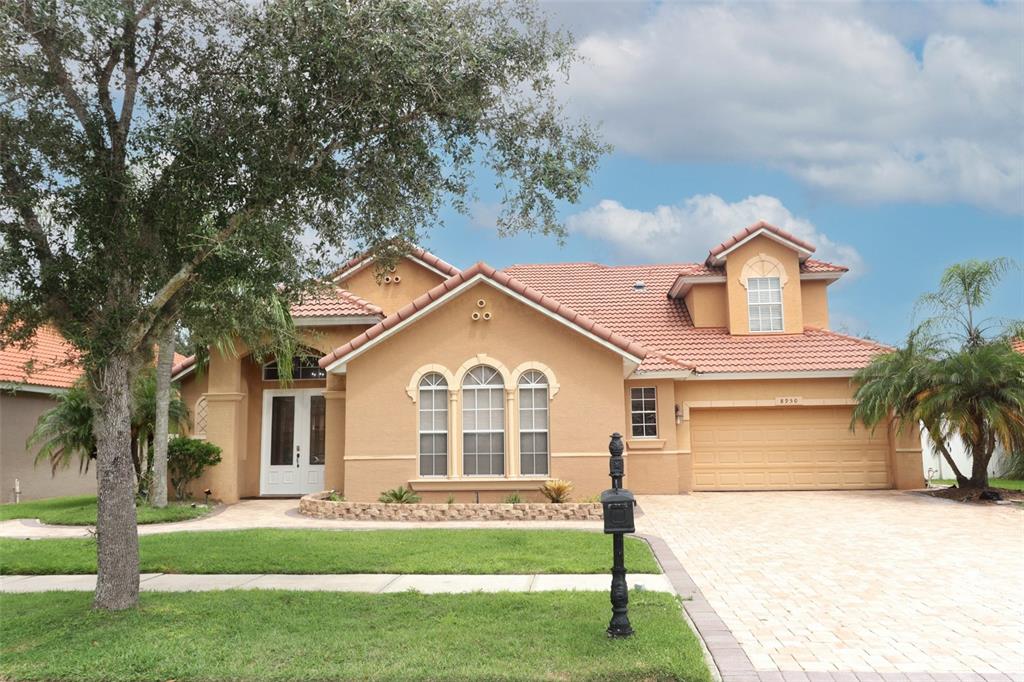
[690,406,892,490]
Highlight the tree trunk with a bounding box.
[149,324,175,508]
[968,439,993,489]
[91,352,141,610]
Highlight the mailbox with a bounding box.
[600,488,635,534]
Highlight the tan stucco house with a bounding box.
[173,222,925,503]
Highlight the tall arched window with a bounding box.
[518,371,549,476]
[462,365,504,476]
[418,373,448,477]
[193,396,209,439]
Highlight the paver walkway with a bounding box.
[0,572,670,594]
[0,498,601,539]
[637,491,1024,678]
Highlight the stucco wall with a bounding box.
[801,280,830,329]
[725,235,804,334]
[684,284,729,327]
[1,391,97,502]
[341,280,627,502]
[338,258,447,316]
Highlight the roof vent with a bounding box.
[633,280,646,292]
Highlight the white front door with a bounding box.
[260,389,326,495]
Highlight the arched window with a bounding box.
[193,396,209,439]
[518,370,549,476]
[418,373,448,477]
[462,365,504,476]
[263,353,326,381]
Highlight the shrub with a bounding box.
[580,494,601,503]
[540,479,573,503]
[167,437,222,501]
[503,492,522,504]
[446,494,455,505]
[326,490,345,502]
[378,486,421,504]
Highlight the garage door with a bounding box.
[691,406,890,490]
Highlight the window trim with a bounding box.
[417,372,449,478]
[262,353,328,382]
[517,370,549,478]
[630,386,658,439]
[746,276,785,333]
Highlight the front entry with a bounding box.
[260,389,326,495]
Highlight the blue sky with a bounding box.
[421,1,1022,346]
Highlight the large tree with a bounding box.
[1,0,605,609]
[852,259,1024,490]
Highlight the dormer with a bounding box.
[669,221,847,335]
[331,247,460,316]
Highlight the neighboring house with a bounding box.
[920,337,1024,481]
[174,223,925,503]
[0,326,95,502]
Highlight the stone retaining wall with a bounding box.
[299,492,602,521]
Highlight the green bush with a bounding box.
[503,492,522,504]
[326,490,345,502]
[378,486,421,504]
[168,437,222,501]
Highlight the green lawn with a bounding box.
[0,495,211,525]
[932,478,1024,490]
[0,529,660,575]
[0,590,708,682]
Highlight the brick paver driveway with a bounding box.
[637,491,1024,677]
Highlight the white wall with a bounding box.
[920,425,1007,482]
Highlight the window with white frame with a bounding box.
[630,387,657,438]
[518,370,549,476]
[462,365,505,476]
[747,277,783,332]
[418,373,448,477]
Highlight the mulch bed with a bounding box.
[924,485,1024,504]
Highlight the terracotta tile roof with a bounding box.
[332,246,460,281]
[320,262,649,369]
[172,354,197,377]
[503,262,886,374]
[676,258,847,280]
[1012,338,1024,354]
[0,325,81,389]
[706,220,816,265]
[290,287,383,318]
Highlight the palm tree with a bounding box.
[852,259,1024,489]
[29,370,189,496]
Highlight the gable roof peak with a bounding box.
[331,244,460,283]
[706,220,817,267]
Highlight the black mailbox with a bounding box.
[600,488,635,534]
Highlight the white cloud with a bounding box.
[555,2,1022,212]
[566,193,864,275]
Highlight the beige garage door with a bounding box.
[691,406,891,490]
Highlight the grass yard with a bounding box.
[932,478,1024,490]
[0,590,709,682]
[0,495,211,525]
[0,529,660,575]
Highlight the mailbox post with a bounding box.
[600,432,635,638]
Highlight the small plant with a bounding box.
[503,492,522,504]
[446,494,455,505]
[539,479,573,503]
[580,494,601,503]
[378,486,421,504]
[326,490,345,502]
[167,436,222,501]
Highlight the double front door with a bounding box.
[260,389,326,495]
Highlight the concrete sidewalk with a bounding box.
[0,572,670,594]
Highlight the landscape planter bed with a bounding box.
[299,492,602,521]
